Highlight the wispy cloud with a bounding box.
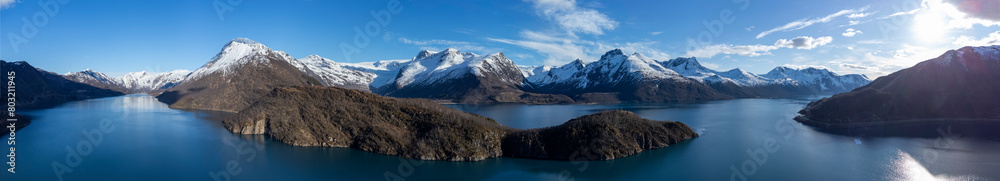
[650,32,663,36]
[0,0,19,9]
[774,36,834,49]
[842,28,863,37]
[756,6,869,39]
[490,30,673,65]
[943,0,1000,22]
[953,30,1000,46]
[397,37,499,55]
[848,12,873,19]
[827,44,949,78]
[687,36,833,58]
[685,44,780,58]
[488,35,588,66]
[524,0,618,36]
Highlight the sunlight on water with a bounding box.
[888,150,979,181]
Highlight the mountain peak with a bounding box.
[415,50,436,59]
[229,38,261,45]
[599,49,627,61]
[302,54,327,62]
[666,57,702,67]
[603,49,624,56]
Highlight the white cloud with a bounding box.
[525,0,618,35]
[0,0,18,9]
[684,44,780,58]
[488,36,588,66]
[910,0,1000,29]
[398,37,499,54]
[842,28,863,37]
[774,36,834,49]
[650,32,662,36]
[756,6,869,39]
[942,0,1000,22]
[848,12,872,19]
[490,31,673,66]
[826,44,950,78]
[953,30,1000,46]
[686,36,833,58]
[593,41,672,61]
[780,64,831,70]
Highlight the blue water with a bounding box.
[2,95,999,180]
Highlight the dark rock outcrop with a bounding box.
[224,85,697,161]
[502,110,698,160]
[796,46,1000,128]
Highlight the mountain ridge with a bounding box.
[63,38,872,105]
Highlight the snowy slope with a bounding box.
[660,57,777,86]
[64,69,114,83]
[295,55,376,90]
[187,38,295,80]
[339,59,412,89]
[391,49,519,89]
[525,59,588,88]
[63,69,191,93]
[525,49,688,90]
[762,66,870,91]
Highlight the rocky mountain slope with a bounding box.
[1,60,124,110]
[154,38,322,112]
[224,85,697,161]
[796,45,1000,128]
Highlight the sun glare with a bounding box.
[912,10,949,43]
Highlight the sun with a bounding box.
[912,11,948,43]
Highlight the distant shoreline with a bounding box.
[794,115,1000,129]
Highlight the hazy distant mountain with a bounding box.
[656,57,871,97]
[796,45,1000,128]
[63,69,191,94]
[1,60,123,110]
[154,38,322,112]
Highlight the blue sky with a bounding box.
[1,0,998,78]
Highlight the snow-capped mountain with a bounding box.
[63,69,191,94]
[522,49,872,99]
[388,49,522,89]
[376,49,558,103]
[523,49,728,102]
[762,66,870,92]
[294,55,377,91]
[656,56,871,92]
[156,38,323,112]
[122,38,869,105]
[525,49,695,92]
[187,38,313,81]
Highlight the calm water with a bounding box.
[2,95,999,181]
